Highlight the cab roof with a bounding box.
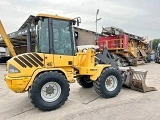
[37,13,75,21]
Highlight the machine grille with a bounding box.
[14,53,44,68]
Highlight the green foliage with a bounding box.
[152,39,160,50]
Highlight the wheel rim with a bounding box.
[41,82,61,102]
[105,75,118,91]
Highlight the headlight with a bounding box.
[8,64,20,73]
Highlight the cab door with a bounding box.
[52,19,74,67]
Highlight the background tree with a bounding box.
[151,39,160,50]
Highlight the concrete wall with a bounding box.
[74,28,97,46]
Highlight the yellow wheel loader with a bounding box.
[3,14,123,111]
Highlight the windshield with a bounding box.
[37,18,49,53]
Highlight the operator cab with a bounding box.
[34,14,77,56]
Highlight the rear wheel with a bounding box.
[30,71,70,111]
[93,68,122,98]
[77,76,93,88]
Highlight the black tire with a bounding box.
[93,67,122,98]
[28,87,31,100]
[30,71,70,111]
[77,76,93,88]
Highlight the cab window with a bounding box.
[52,19,72,55]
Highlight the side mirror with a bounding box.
[74,17,81,27]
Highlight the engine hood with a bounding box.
[7,53,45,77]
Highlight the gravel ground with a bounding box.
[0,62,159,120]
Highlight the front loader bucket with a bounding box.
[119,67,157,93]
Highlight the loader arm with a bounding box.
[0,21,16,56]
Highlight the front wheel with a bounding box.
[93,68,122,98]
[30,71,70,111]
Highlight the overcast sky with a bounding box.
[0,0,159,40]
